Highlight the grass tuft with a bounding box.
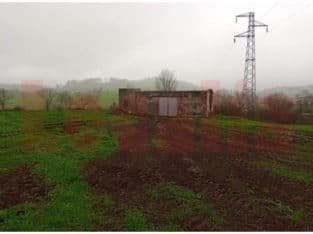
[124,208,151,231]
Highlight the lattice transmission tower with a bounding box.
[234,12,268,114]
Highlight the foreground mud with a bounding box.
[0,164,48,210]
[83,151,313,231]
[82,116,313,230]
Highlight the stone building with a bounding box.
[118,88,214,117]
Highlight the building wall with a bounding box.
[119,88,213,116]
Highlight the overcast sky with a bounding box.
[0,0,313,90]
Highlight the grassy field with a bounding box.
[6,91,118,109]
[0,111,313,231]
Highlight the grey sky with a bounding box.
[0,0,312,90]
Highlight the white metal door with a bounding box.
[168,98,177,116]
[159,97,177,116]
[159,97,168,116]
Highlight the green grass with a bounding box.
[272,201,305,222]
[206,115,313,133]
[275,202,293,213]
[5,90,118,110]
[101,193,114,207]
[144,182,224,229]
[124,208,152,231]
[258,161,313,184]
[145,187,159,200]
[289,209,305,221]
[0,110,117,231]
[144,182,224,230]
[1,110,312,230]
[97,91,118,108]
[163,182,199,201]
[151,138,168,149]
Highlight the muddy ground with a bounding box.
[82,116,313,231]
[0,164,48,210]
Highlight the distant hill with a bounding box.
[0,83,20,90]
[2,79,313,99]
[258,85,313,99]
[60,77,199,92]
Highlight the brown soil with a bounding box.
[63,121,83,134]
[112,117,302,155]
[71,132,100,152]
[0,164,48,209]
[83,151,313,231]
[82,116,313,231]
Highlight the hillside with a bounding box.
[258,85,313,99]
[61,78,199,92]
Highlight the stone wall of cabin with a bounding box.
[119,88,213,116]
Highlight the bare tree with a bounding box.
[234,91,246,113]
[155,69,177,91]
[39,88,56,110]
[55,91,73,109]
[0,88,12,110]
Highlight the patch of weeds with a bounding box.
[264,130,273,139]
[111,115,138,126]
[101,193,113,207]
[0,111,117,231]
[289,209,305,221]
[258,161,313,184]
[271,201,304,222]
[275,202,293,213]
[145,187,159,200]
[169,209,191,223]
[151,138,168,149]
[164,182,199,202]
[158,223,180,231]
[124,208,152,231]
[195,203,224,224]
[195,203,215,217]
[0,203,39,231]
[146,182,223,228]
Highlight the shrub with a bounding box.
[12,105,24,111]
[55,91,73,110]
[258,93,295,124]
[213,91,245,117]
[70,94,102,110]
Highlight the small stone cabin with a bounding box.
[119,88,214,117]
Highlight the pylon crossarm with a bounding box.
[236,12,251,18]
[234,31,249,38]
[254,20,268,27]
[235,13,252,22]
[254,20,269,31]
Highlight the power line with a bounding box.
[259,1,280,20]
[270,0,313,32]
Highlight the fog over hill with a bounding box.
[0,78,199,92]
[60,77,199,92]
[258,85,313,99]
[1,78,312,99]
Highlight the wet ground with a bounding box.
[82,116,313,231]
[0,164,48,210]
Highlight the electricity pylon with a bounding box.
[234,12,268,115]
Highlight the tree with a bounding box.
[39,88,56,111]
[70,94,101,110]
[155,69,177,91]
[262,93,294,123]
[55,91,73,110]
[0,88,12,110]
